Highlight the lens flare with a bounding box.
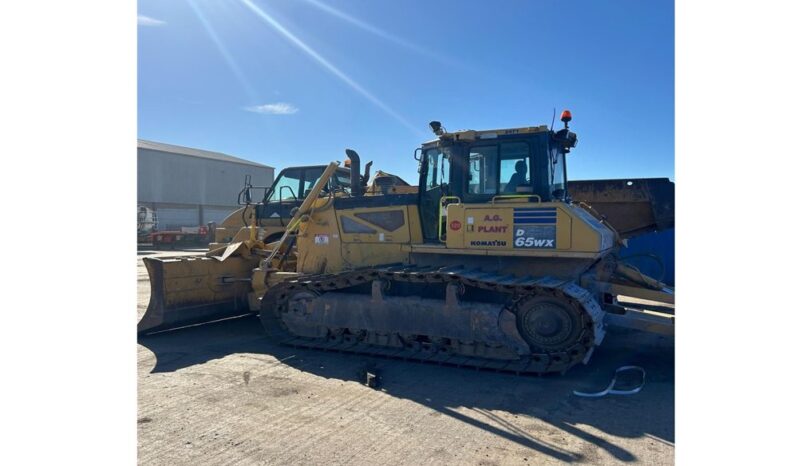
[239,0,422,136]
[301,0,457,67]
[186,0,259,103]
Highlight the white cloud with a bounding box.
[245,103,299,115]
[138,15,166,27]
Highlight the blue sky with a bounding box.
[138,0,673,183]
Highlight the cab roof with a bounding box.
[421,125,550,147]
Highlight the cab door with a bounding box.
[419,147,450,242]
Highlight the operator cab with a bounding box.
[418,113,577,242]
[244,165,352,225]
[266,165,352,202]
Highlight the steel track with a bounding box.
[260,264,606,375]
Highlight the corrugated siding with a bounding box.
[138,148,274,206]
[204,207,237,224]
[156,207,199,230]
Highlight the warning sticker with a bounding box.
[314,234,330,245]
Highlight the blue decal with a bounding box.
[513,208,557,248]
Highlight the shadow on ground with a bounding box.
[138,316,674,463]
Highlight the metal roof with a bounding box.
[421,125,550,146]
[138,139,274,169]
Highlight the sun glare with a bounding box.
[186,0,259,103]
[238,0,423,136]
[301,0,458,67]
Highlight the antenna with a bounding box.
[551,107,557,129]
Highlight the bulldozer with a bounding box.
[139,111,674,374]
[209,164,414,250]
[209,164,353,249]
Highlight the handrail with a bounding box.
[491,194,541,204]
[279,185,298,202]
[263,162,340,269]
[438,196,461,242]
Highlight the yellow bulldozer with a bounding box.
[139,112,674,374]
[209,164,413,250]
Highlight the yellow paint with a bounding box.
[438,196,461,242]
[445,201,611,254]
[337,206,411,244]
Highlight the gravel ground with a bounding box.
[137,249,674,465]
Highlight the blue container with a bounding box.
[620,229,675,286]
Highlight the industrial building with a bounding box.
[138,139,274,230]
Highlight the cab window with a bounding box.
[269,170,301,201]
[499,142,531,193]
[419,147,450,241]
[302,167,324,197]
[468,146,498,194]
[424,148,449,190]
[549,147,566,197]
[333,170,352,192]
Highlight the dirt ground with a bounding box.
[137,248,674,465]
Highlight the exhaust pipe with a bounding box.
[363,161,372,186]
[345,149,361,196]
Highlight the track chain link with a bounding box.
[260,265,605,375]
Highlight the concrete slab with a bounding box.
[138,250,674,465]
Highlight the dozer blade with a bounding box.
[138,254,261,334]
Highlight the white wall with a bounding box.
[137,148,273,229]
[137,149,273,206]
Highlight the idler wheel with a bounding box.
[516,296,584,352]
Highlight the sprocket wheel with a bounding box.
[515,294,587,353]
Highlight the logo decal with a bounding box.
[470,240,507,247]
[478,225,508,233]
[513,208,557,249]
[449,220,462,231]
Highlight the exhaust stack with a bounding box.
[345,149,362,196]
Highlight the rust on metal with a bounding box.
[567,178,674,239]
